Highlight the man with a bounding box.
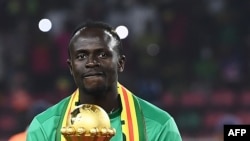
[26,21,182,141]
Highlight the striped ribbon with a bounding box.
[117,83,147,141]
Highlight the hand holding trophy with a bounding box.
[61,104,116,141]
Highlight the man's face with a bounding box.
[67,28,125,95]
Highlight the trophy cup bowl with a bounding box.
[61,104,116,141]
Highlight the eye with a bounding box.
[98,52,108,58]
[76,53,87,60]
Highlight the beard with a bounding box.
[76,73,116,98]
[81,82,109,98]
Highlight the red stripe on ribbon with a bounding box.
[122,86,134,141]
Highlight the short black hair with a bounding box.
[68,21,123,57]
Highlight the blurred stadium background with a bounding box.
[0,0,250,140]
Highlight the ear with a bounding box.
[118,55,126,72]
[67,59,73,75]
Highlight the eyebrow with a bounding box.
[74,46,111,53]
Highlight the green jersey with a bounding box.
[27,94,182,141]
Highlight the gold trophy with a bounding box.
[61,104,116,141]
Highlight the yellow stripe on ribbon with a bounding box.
[61,89,79,141]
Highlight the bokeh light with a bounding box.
[115,25,129,39]
[38,18,52,32]
[146,43,160,56]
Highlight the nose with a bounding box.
[85,56,100,67]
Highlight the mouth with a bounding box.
[82,72,104,78]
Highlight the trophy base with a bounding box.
[64,135,113,141]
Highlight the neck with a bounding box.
[77,89,120,114]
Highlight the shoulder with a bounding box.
[35,96,71,122]
[135,96,182,140]
[136,96,173,124]
[28,96,71,130]
[27,96,71,140]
